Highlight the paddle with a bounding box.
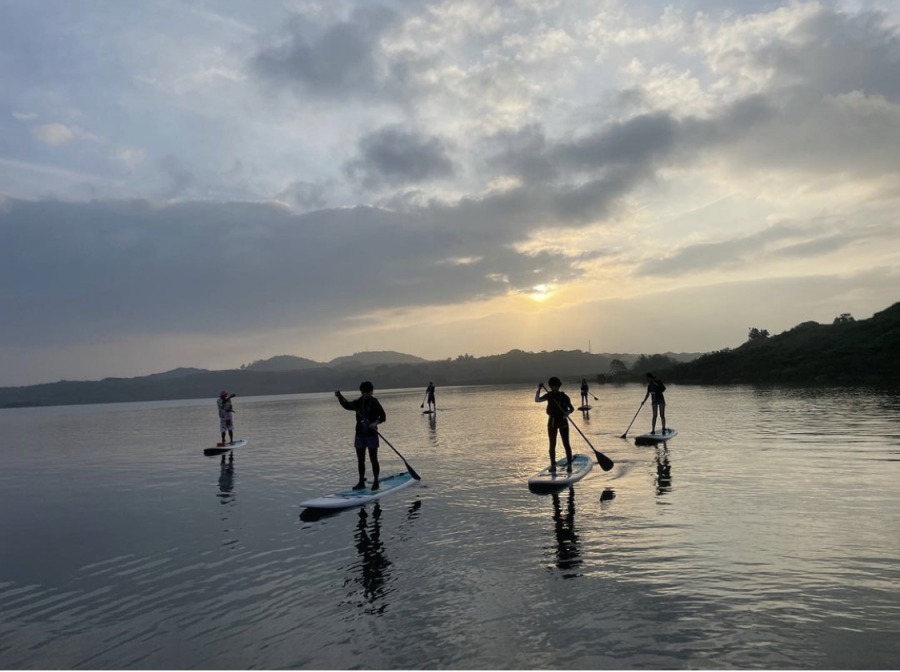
[420,391,427,409]
[542,386,614,472]
[590,392,599,401]
[376,430,422,481]
[566,414,614,471]
[620,399,646,439]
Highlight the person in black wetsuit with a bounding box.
[336,381,387,490]
[642,372,668,435]
[535,377,576,472]
[580,378,590,408]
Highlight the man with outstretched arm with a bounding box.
[336,381,387,490]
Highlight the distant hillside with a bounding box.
[242,355,323,372]
[663,302,900,385]
[0,348,681,408]
[328,351,427,367]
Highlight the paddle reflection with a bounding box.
[550,487,582,579]
[655,444,672,496]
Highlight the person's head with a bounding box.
[548,376,562,389]
[581,378,587,383]
[429,381,433,385]
[646,372,655,381]
[220,390,228,398]
[359,381,374,395]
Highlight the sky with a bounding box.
[2,0,900,386]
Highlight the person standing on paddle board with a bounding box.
[642,373,668,435]
[535,377,576,472]
[580,379,590,407]
[424,382,436,413]
[217,391,236,445]
[336,381,387,490]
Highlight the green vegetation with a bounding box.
[659,303,900,385]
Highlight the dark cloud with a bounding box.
[250,5,400,98]
[757,9,900,101]
[0,196,592,348]
[277,180,329,211]
[344,126,455,188]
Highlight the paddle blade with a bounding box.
[594,449,614,471]
[406,464,422,480]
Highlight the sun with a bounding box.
[529,284,552,301]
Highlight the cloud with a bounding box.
[250,5,401,98]
[344,126,455,188]
[0,197,592,349]
[29,121,103,151]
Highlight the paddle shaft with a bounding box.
[620,399,646,438]
[376,430,422,481]
[544,390,614,472]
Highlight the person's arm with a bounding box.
[535,383,546,403]
[335,391,355,411]
[375,400,386,426]
[564,395,575,414]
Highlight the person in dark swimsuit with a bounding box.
[336,381,387,490]
[425,382,436,413]
[535,377,576,472]
[580,379,590,407]
[642,372,667,435]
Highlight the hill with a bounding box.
[328,351,427,367]
[0,349,684,408]
[242,355,323,371]
[663,302,900,385]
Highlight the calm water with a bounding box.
[1,384,899,669]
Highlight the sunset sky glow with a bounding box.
[2,0,899,386]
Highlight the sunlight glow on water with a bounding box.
[1,384,899,668]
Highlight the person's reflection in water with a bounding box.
[427,411,438,447]
[350,504,392,614]
[655,444,672,496]
[551,487,582,578]
[218,454,235,504]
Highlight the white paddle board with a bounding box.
[204,438,247,456]
[300,471,419,509]
[634,428,677,445]
[528,453,593,488]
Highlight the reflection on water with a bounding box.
[655,444,672,497]
[217,454,235,504]
[344,504,392,615]
[1,384,899,669]
[550,488,581,578]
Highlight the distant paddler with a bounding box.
[216,390,237,446]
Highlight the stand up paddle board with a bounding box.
[204,439,247,456]
[577,405,592,411]
[422,409,435,414]
[634,428,677,445]
[528,454,593,489]
[300,471,418,509]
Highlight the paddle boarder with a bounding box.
[424,381,436,413]
[642,372,668,435]
[580,378,590,408]
[217,390,236,445]
[535,377,576,472]
[336,381,387,490]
